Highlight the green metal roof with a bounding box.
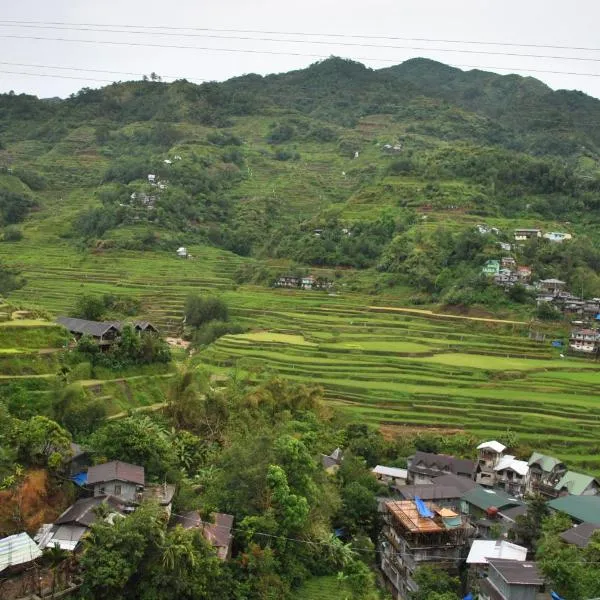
[462,487,523,512]
[528,452,563,473]
[554,471,597,496]
[548,495,600,525]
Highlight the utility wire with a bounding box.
[2,25,600,64]
[1,20,600,53]
[3,35,600,82]
[0,61,206,83]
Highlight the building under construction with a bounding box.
[380,499,474,600]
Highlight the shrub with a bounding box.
[185,295,228,328]
[2,226,23,242]
[193,320,245,346]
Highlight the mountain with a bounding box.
[1,56,600,311]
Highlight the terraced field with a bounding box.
[2,206,600,471]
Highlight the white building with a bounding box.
[372,465,408,486]
[494,456,529,496]
[176,247,188,258]
[475,441,506,487]
[543,232,572,243]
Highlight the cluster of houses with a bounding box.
[366,441,600,600]
[482,258,532,287]
[274,274,333,291]
[478,226,573,244]
[56,317,158,349]
[0,456,234,592]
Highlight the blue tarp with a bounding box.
[463,594,473,600]
[551,340,563,347]
[550,593,565,600]
[71,472,87,486]
[596,313,600,320]
[414,496,434,518]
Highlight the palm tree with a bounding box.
[160,529,197,574]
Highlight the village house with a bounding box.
[321,447,343,474]
[275,275,300,288]
[553,470,600,496]
[537,278,566,295]
[547,495,600,525]
[394,482,465,512]
[460,487,523,522]
[36,496,125,552]
[560,521,600,548]
[569,328,599,354]
[475,441,507,488]
[57,317,120,347]
[479,559,545,600]
[543,231,572,243]
[147,174,156,183]
[0,533,42,575]
[176,246,188,258]
[494,269,518,288]
[493,456,529,497]
[466,540,527,577]
[498,242,512,252]
[172,512,234,560]
[513,229,542,242]
[301,275,315,290]
[526,453,567,498]
[516,266,532,283]
[379,499,473,600]
[407,451,476,484]
[482,260,500,277]
[87,461,145,504]
[501,257,516,270]
[86,460,175,510]
[372,465,408,487]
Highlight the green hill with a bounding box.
[1,56,600,314]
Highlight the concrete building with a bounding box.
[407,451,476,485]
[380,499,473,599]
[479,559,545,600]
[475,441,507,487]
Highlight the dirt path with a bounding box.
[368,306,527,325]
[107,402,168,420]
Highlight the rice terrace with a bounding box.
[2,235,600,474]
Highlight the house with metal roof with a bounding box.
[553,470,600,496]
[479,559,545,600]
[560,522,600,548]
[395,482,465,511]
[461,487,523,520]
[57,317,121,345]
[526,452,567,498]
[476,441,507,488]
[172,512,234,560]
[547,495,600,525]
[407,451,476,484]
[372,465,408,486]
[87,461,145,504]
[0,533,42,573]
[493,456,529,497]
[466,540,527,567]
[36,495,125,551]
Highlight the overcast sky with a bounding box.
[1,0,600,99]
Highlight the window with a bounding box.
[114,484,122,496]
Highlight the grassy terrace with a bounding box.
[2,200,600,471]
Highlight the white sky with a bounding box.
[1,0,600,99]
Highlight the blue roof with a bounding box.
[71,472,87,486]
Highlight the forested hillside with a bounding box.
[2,56,600,309]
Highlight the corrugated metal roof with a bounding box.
[87,461,145,486]
[560,522,600,548]
[554,471,597,495]
[548,495,600,524]
[57,317,120,338]
[488,559,544,585]
[466,540,527,565]
[477,441,506,453]
[0,533,42,572]
[494,455,529,476]
[372,465,408,479]
[527,452,563,473]
[462,487,522,512]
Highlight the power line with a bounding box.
[0,61,206,83]
[2,25,600,64]
[0,69,115,83]
[2,35,600,82]
[1,20,600,53]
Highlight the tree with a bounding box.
[12,415,72,470]
[74,295,106,321]
[411,565,460,600]
[184,295,228,328]
[88,416,176,479]
[267,465,309,533]
[510,494,549,550]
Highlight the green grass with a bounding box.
[293,576,355,600]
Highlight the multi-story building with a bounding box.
[493,456,529,497]
[526,453,567,498]
[407,451,476,485]
[475,441,507,487]
[569,328,600,354]
[380,500,473,600]
[479,559,545,600]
